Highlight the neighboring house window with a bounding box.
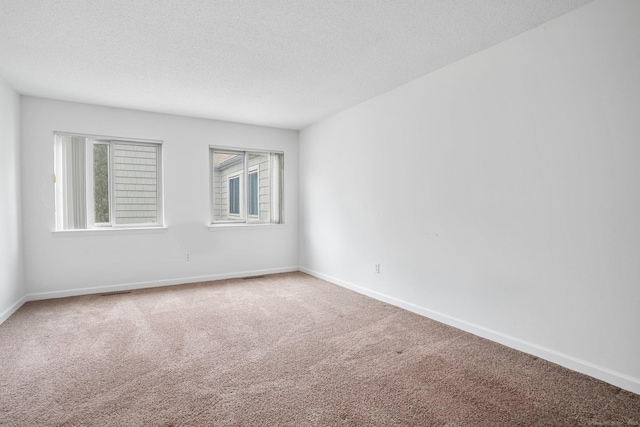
[54,132,163,230]
[248,168,259,217]
[228,175,241,215]
[210,147,284,224]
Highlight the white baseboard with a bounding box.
[0,295,27,325]
[25,266,299,301]
[1,267,298,325]
[7,265,640,395]
[299,267,640,396]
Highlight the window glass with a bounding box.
[248,171,259,216]
[229,176,240,215]
[93,143,110,224]
[113,143,158,225]
[247,153,270,222]
[212,152,245,222]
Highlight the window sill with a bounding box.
[52,226,168,236]
[207,223,286,231]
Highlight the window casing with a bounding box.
[54,133,163,230]
[210,147,283,225]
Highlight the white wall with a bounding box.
[0,78,25,322]
[299,0,640,393]
[21,97,298,297]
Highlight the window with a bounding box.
[54,133,163,230]
[210,147,283,224]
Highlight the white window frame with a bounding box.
[209,146,284,226]
[54,132,164,231]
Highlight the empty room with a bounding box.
[1,0,639,425]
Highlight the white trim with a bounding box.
[7,266,638,395]
[54,135,64,231]
[1,267,295,325]
[299,266,640,395]
[271,152,284,224]
[25,267,299,301]
[0,295,27,325]
[54,131,162,145]
[52,226,168,236]
[85,140,95,227]
[208,144,283,156]
[209,147,215,221]
[155,142,165,227]
[243,153,248,219]
[207,223,286,231]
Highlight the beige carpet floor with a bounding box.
[0,272,638,426]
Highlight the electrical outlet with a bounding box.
[185,252,191,261]
[374,263,380,274]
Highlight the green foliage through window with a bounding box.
[93,144,110,223]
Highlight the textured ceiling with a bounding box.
[0,0,593,130]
